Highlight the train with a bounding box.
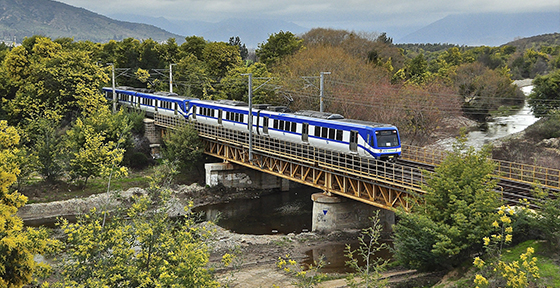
[102,86,401,160]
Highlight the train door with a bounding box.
[263,117,269,134]
[302,123,309,142]
[218,109,223,125]
[350,130,358,152]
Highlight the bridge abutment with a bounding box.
[205,162,290,191]
[144,118,162,158]
[311,193,394,234]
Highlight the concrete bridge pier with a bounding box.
[205,162,290,191]
[311,193,394,234]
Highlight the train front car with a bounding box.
[369,126,401,161]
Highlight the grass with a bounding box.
[502,240,560,287]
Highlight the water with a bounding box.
[194,187,318,235]
[465,85,538,149]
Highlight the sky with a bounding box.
[56,0,559,37]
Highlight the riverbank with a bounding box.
[19,184,436,287]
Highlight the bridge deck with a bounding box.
[152,113,558,210]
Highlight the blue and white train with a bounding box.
[102,87,401,160]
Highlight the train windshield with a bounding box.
[375,130,399,147]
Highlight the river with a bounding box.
[462,85,537,149]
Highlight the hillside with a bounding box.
[0,0,182,43]
[109,14,308,48]
[398,12,560,46]
[504,33,560,50]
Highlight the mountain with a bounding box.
[398,12,560,46]
[109,14,308,48]
[0,0,182,43]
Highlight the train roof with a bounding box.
[337,119,396,128]
[293,110,344,120]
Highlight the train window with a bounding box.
[329,128,335,140]
[336,130,343,141]
[191,105,196,119]
[314,126,320,137]
[218,110,222,124]
[174,103,178,115]
[291,122,297,132]
[376,130,399,147]
[273,119,278,129]
[322,127,328,138]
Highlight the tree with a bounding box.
[3,37,109,126]
[392,139,502,270]
[218,62,277,104]
[229,36,249,60]
[161,123,204,173]
[528,69,560,117]
[202,42,242,80]
[452,62,523,121]
[55,162,219,287]
[65,108,130,186]
[0,120,60,287]
[256,31,304,68]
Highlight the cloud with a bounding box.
[58,0,559,27]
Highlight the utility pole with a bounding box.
[169,63,176,93]
[241,73,254,162]
[320,71,331,112]
[109,63,116,113]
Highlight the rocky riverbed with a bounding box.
[20,184,435,287]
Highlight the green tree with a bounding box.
[180,36,207,60]
[55,162,219,287]
[0,121,60,287]
[527,69,560,117]
[218,62,277,103]
[65,108,130,186]
[229,36,249,60]
[256,31,304,68]
[3,37,109,126]
[393,139,502,270]
[25,110,65,181]
[161,123,204,173]
[202,42,242,79]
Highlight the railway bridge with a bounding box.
[147,114,560,231]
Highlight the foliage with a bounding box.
[276,254,327,288]
[345,211,389,288]
[0,120,60,288]
[301,28,405,73]
[65,108,130,186]
[452,62,524,121]
[3,37,109,126]
[218,62,278,104]
[202,42,242,79]
[528,186,560,249]
[523,110,560,139]
[392,138,501,270]
[256,31,304,68]
[54,162,219,287]
[161,123,204,173]
[228,36,249,60]
[473,206,541,288]
[24,110,65,181]
[528,69,560,117]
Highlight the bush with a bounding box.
[524,111,560,140]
